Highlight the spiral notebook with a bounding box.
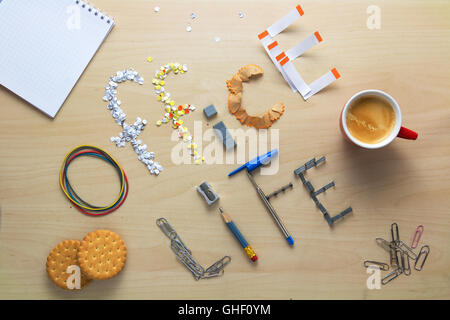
[0,0,114,118]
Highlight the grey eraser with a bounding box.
[203,104,217,119]
[213,121,236,150]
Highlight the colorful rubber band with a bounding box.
[59,145,129,216]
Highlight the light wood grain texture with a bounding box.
[0,0,449,299]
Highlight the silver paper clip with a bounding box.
[391,222,400,246]
[398,240,418,260]
[363,260,389,271]
[157,217,231,280]
[382,268,403,285]
[414,245,430,271]
[403,254,411,276]
[376,237,394,252]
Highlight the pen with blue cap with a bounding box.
[228,149,278,177]
[228,149,294,246]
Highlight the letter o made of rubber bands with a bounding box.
[59,145,129,216]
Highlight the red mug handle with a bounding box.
[398,126,418,140]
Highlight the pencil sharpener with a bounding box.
[197,181,219,205]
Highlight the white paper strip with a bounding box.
[286,32,322,61]
[280,58,311,96]
[303,68,340,100]
[258,5,340,100]
[264,41,297,92]
[267,5,304,37]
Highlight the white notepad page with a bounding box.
[0,0,114,117]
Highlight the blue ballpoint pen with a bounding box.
[228,149,278,177]
[228,149,294,245]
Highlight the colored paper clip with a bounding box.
[411,225,424,249]
[414,245,430,271]
[364,260,389,271]
[382,268,403,285]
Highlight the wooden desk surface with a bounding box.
[1,0,449,299]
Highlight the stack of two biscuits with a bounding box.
[46,230,127,290]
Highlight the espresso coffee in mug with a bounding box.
[340,90,418,149]
[346,95,396,145]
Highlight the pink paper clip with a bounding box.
[411,225,424,249]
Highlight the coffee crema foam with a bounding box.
[346,96,396,144]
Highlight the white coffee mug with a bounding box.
[340,90,418,149]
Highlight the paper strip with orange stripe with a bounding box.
[259,38,297,92]
[279,56,311,96]
[303,68,340,100]
[267,5,304,37]
[258,4,341,99]
[286,32,323,61]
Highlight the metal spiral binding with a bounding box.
[74,0,113,24]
